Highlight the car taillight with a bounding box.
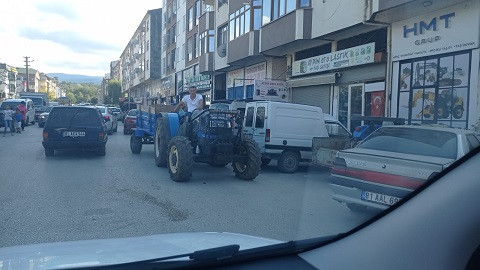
[355,126,361,131]
[99,132,105,141]
[104,115,110,120]
[265,129,270,142]
[42,132,48,140]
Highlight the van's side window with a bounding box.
[245,107,254,127]
[325,122,350,138]
[255,107,265,128]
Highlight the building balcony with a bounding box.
[227,30,263,66]
[260,8,314,56]
[199,52,214,74]
[199,11,214,33]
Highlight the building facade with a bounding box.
[39,73,58,99]
[0,64,17,99]
[16,68,40,93]
[120,8,163,104]
[375,0,480,130]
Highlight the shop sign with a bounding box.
[253,80,290,102]
[245,62,266,85]
[184,74,212,91]
[226,68,244,88]
[391,1,479,61]
[292,43,375,77]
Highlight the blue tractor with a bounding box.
[130,107,261,182]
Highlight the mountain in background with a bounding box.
[48,73,103,85]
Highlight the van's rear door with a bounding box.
[243,102,267,151]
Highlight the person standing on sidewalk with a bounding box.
[2,105,15,136]
[17,101,27,131]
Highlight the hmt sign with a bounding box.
[391,1,479,61]
[403,12,455,38]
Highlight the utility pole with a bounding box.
[24,56,33,92]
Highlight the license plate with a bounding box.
[361,191,401,206]
[63,131,86,138]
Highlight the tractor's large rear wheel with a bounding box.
[233,139,261,180]
[167,137,194,182]
[155,117,168,167]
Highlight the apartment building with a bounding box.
[39,73,58,98]
[110,60,121,81]
[16,68,40,93]
[0,64,17,99]
[161,0,178,104]
[120,9,162,104]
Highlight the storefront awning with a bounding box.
[287,73,338,88]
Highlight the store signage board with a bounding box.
[391,1,479,61]
[253,80,290,102]
[292,43,375,77]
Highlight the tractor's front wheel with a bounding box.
[130,134,142,154]
[453,105,464,119]
[167,137,194,182]
[154,117,168,167]
[233,139,261,180]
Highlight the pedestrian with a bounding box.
[15,108,22,133]
[2,105,15,136]
[17,101,27,131]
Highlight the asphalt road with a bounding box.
[0,122,373,248]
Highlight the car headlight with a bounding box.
[40,115,45,119]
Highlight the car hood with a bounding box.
[0,232,282,269]
[40,112,50,116]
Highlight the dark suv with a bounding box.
[42,106,108,157]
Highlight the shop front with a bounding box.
[290,41,387,132]
[226,62,267,100]
[390,0,480,129]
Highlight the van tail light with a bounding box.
[42,132,48,141]
[265,129,270,142]
[99,132,105,141]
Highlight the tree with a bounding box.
[107,79,122,105]
[66,92,76,104]
[91,97,98,105]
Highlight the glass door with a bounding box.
[339,84,365,132]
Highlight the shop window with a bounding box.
[295,43,331,61]
[397,51,470,129]
[337,28,388,54]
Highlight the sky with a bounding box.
[0,0,162,77]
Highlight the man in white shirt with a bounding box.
[173,86,204,113]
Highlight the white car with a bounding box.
[94,106,118,135]
[330,125,480,211]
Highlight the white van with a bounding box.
[243,101,330,173]
[0,98,36,125]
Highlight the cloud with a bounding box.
[19,27,120,54]
[35,2,78,20]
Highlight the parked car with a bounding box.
[329,125,480,211]
[123,109,138,135]
[94,106,117,135]
[37,105,56,128]
[243,101,330,173]
[42,106,108,157]
[0,98,36,127]
[109,107,124,122]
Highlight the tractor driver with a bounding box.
[173,86,204,114]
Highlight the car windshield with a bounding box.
[127,109,138,116]
[1,0,479,268]
[46,108,101,128]
[0,102,21,109]
[358,127,458,159]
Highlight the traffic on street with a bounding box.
[0,120,372,248]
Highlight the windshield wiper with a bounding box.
[83,235,341,270]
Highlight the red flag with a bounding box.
[371,91,385,117]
